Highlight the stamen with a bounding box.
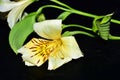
[30,51,42,58]
[37,59,40,64]
[32,38,40,44]
[31,50,37,52]
[29,47,37,49]
[27,38,62,64]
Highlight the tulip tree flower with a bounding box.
[0,0,36,28]
[17,20,83,70]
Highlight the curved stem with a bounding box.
[50,0,73,9]
[50,0,97,18]
[37,5,97,18]
[51,0,120,24]
[62,31,95,37]
[37,5,120,25]
[109,35,120,40]
[63,24,93,31]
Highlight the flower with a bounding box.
[17,19,83,70]
[0,0,35,28]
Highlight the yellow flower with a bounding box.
[0,0,35,28]
[18,20,83,70]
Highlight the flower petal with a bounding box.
[7,0,34,28]
[48,36,83,70]
[61,36,83,59]
[48,46,72,70]
[24,61,35,66]
[17,38,50,67]
[7,6,23,28]
[34,20,62,39]
[0,0,27,12]
[18,44,45,67]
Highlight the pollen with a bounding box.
[25,38,62,64]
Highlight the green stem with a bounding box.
[50,0,73,9]
[50,0,97,18]
[62,31,95,37]
[37,5,97,18]
[39,0,120,25]
[37,5,120,24]
[111,19,120,24]
[63,24,93,31]
[109,35,120,40]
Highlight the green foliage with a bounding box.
[92,13,113,40]
[8,0,120,55]
[37,13,46,22]
[9,12,37,54]
[57,12,71,20]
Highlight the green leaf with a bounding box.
[92,13,113,40]
[57,12,71,20]
[9,12,37,54]
[92,16,102,32]
[100,13,113,24]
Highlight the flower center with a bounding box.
[25,38,62,64]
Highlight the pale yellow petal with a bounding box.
[7,6,23,28]
[48,36,83,70]
[18,45,44,67]
[61,36,83,59]
[25,61,35,66]
[21,52,45,67]
[17,38,51,67]
[48,46,72,70]
[7,0,34,28]
[0,0,27,12]
[34,20,62,39]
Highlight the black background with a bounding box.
[1,0,120,80]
